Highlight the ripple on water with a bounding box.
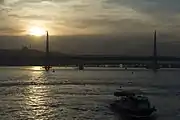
[0,68,180,120]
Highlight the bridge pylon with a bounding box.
[44,31,51,71]
[152,30,159,71]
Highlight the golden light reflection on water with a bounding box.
[23,71,53,119]
[30,66,43,71]
[25,86,50,119]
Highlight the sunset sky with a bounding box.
[0,0,180,55]
[0,0,179,35]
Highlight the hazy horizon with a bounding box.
[0,34,179,56]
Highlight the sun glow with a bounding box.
[29,26,46,36]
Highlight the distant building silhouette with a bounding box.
[21,46,29,51]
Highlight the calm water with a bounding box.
[0,67,179,120]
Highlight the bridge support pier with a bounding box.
[78,64,84,70]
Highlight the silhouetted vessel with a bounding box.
[43,66,52,71]
[110,90,157,120]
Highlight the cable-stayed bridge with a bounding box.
[1,30,176,71]
[43,30,177,70]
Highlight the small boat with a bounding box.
[42,66,52,71]
[110,90,157,120]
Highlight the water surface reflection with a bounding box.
[0,67,179,120]
[21,71,55,119]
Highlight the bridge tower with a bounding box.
[44,31,51,71]
[152,30,158,71]
[46,31,49,58]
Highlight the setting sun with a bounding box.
[29,26,46,36]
